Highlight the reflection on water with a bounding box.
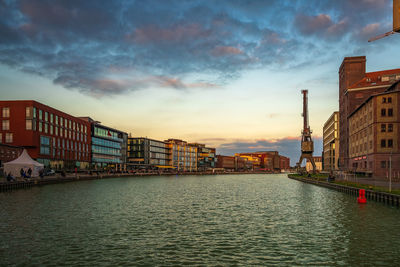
[0,174,399,266]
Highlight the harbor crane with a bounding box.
[296,90,316,173]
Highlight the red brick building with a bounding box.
[279,155,290,170]
[339,56,400,170]
[0,101,91,169]
[216,155,235,170]
[348,81,400,178]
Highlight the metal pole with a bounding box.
[390,151,392,192]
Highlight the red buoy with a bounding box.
[357,189,367,204]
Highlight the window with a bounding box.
[50,113,53,123]
[39,122,42,132]
[388,97,392,103]
[26,107,33,118]
[39,109,42,120]
[55,115,58,125]
[40,136,51,155]
[44,123,48,133]
[382,97,386,103]
[50,125,53,135]
[33,107,36,118]
[45,112,48,122]
[388,139,393,148]
[2,107,10,118]
[388,108,393,117]
[0,133,2,143]
[5,133,12,143]
[381,139,386,148]
[381,109,386,116]
[2,120,9,130]
[388,124,393,132]
[381,124,386,132]
[26,120,32,130]
[381,161,386,168]
[55,126,58,136]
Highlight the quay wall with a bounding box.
[288,174,400,207]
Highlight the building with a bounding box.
[306,156,322,172]
[127,137,171,169]
[338,56,400,170]
[279,155,290,171]
[0,143,23,166]
[0,100,91,169]
[165,139,197,171]
[216,155,235,170]
[235,151,282,171]
[348,81,400,178]
[323,112,340,171]
[79,117,127,170]
[189,143,217,171]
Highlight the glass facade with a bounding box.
[91,125,126,167]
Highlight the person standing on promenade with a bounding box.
[20,168,26,179]
[27,168,32,178]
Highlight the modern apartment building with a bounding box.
[348,81,400,178]
[323,112,340,171]
[165,139,197,171]
[338,56,400,170]
[0,100,91,169]
[127,137,170,169]
[79,117,127,170]
[189,143,217,171]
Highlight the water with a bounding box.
[1,174,400,266]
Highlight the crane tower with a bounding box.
[297,90,316,172]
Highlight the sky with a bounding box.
[1,0,399,164]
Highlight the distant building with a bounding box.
[216,155,235,170]
[323,112,340,171]
[79,117,127,170]
[338,56,400,170]
[189,143,217,171]
[235,151,288,171]
[348,81,400,178]
[165,139,197,171]
[0,100,91,169]
[127,137,170,169]
[306,156,322,172]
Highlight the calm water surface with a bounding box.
[1,174,400,266]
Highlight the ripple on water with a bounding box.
[1,174,400,266]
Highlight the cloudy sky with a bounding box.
[1,0,399,164]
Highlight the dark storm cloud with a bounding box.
[216,137,323,166]
[0,0,393,96]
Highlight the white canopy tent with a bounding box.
[4,149,44,177]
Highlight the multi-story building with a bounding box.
[0,101,91,169]
[323,112,340,171]
[189,143,217,171]
[348,81,400,178]
[338,56,400,170]
[165,139,197,171]
[127,137,170,169]
[216,155,235,170]
[79,117,127,170]
[306,156,323,172]
[235,151,282,171]
[279,155,290,171]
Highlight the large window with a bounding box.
[26,120,32,130]
[5,133,13,143]
[40,136,50,155]
[45,112,48,122]
[388,108,393,117]
[388,124,393,132]
[381,139,386,148]
[388,139,393,148]
[39,109,42,120]
[26,107,33,118]
[2,107,10,118]
[381,109,386,116]
[2,120,9,130]
[381,124,386,132]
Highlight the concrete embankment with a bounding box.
[0,171,278,192]
[288,174,400,207]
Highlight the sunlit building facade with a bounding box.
[79,117,127,170]
[127,137,170,169]
[323,112,340,171]
[189,143,217,171]
[0,100,91,169]
[165,139,197,171]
